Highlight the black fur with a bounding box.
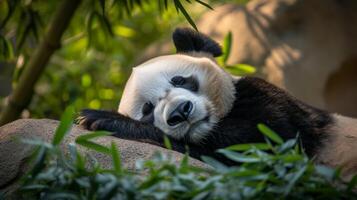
[78,77,333,165]
[172,27,222,57]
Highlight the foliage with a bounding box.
[17,107,357,199]
[0,0,254,121]
[0,0,215,119]
[218,31,256,76]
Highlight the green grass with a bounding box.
[17,107,357,199]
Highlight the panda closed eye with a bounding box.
[142,102,154,115]
[170,76,199,92]
[141,102,155,123]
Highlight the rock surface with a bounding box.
[140,0,357,117]
[0,119,206,197]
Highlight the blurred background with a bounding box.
[0,0,356,125]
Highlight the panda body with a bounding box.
[78,28,357,177]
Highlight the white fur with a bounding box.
[118,54,236,142]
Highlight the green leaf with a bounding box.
[180,151,189,169]
[20,184,48,190]
[222,32,232,64]
[76,140,111,155]
[163,135,172,150]
[174,0,198,30]
[75,131,111,141]
[347,175,357,191]
[279,154,303,163]
[46,193,78,200]
[278,138,297,153]
[29,146,47,178]
[0,35,14,59]
[284,165,307,195]
[201,156,228,171]
[217,149,261,163]
[226,143,270,151]
[110,141,122,173]
[225,64,256,76]
[194,0,213,10]
[315,165,336,181]
[21,138,54,149]
[52,106,74,146]
[75,151,86,170]
[99,0,105,14]
[257,123,283,144]
[85,11,96,48]
[100,15,114,36]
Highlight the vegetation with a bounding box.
[17,107,357,199]
[2,1,356,199]
[0,0,220,125]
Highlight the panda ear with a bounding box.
[172,27,222,57]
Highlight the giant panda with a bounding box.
[78,28,357,176]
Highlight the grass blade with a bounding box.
[174,0,198,30]
[217,149,261,163]
[257,123,283,144]
[222,32,232,63]
[76,140,111,155]
[201,156,228,171]
[53,106,74,145]
[225,64,256,76]
[194,0,213,10]
[111,141,122,173]
[75,131,111,141]
[163,135,172,150]
[226,143,270,151]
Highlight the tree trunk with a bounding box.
[0,0,82,126]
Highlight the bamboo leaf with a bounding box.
[163,135,172,150]
[194,0,213,10]
[284,165,307,195]
[75,131,111,141]
[225,64,256,76]
[347,175,357,191]
[201,156,228,171]
[29,146,47,177]
[174,0,197,30]
[226,143,270,151]
[222,32,232,63]
[76,139,111,155]
[217,149,261,163]
[257,123,283,144]
[101,15,114,36]
[85,11,96,48]
[99,0,105,14]
[110,141,122,173]
[53,106,74,145]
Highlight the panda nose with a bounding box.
[167,101,193,126]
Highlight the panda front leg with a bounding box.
[77,109,216,161]
[77,109,166,143]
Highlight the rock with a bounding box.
[140,0,357,117]
[0,119,207,197]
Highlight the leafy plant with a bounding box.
[0,0,213,125]
[218,31,256,76]
[17,107,357,199]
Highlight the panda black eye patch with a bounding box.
[141,102,155,124]
[170,76,199,92]
[142,102,154,116]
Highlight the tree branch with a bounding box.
[0,0,82,126]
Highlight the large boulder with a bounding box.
[0,119,206,197]
[140,0,357,117]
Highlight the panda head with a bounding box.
[118,28,236,142]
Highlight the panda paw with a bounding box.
[76,109,116,131]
